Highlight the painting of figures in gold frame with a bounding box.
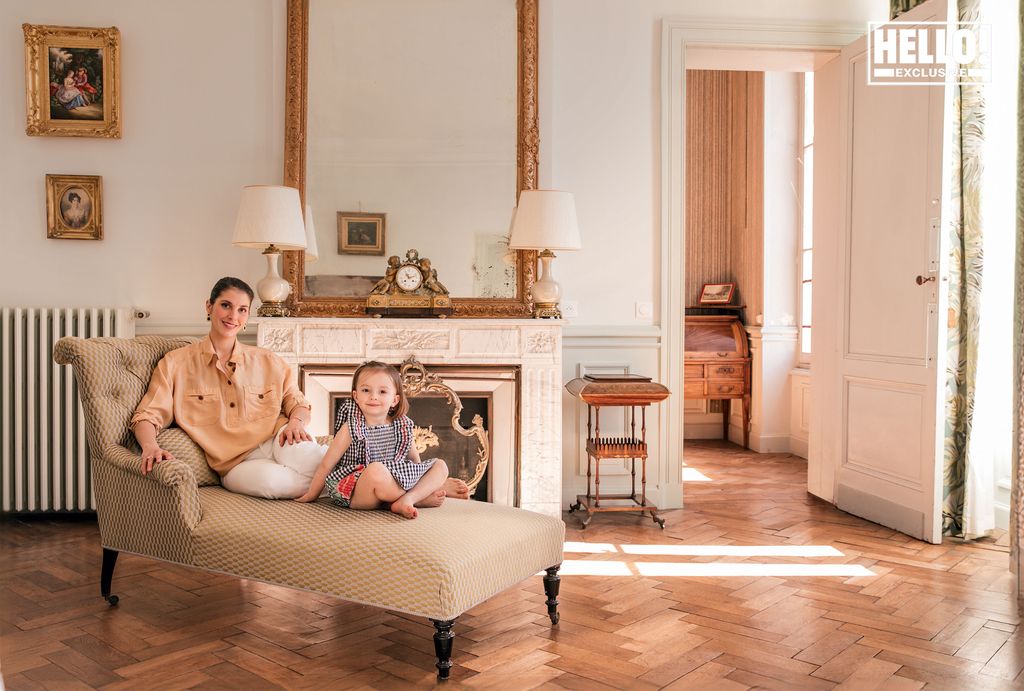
[46,174,103,240]
[23,24,121,138]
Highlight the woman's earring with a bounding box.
[206,315,210,321]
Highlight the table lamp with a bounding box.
[231,185,307,317]
[508,190,581,318]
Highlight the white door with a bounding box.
[808,0,953,543]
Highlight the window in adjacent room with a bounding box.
[798,72,813,365]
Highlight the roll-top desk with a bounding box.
[684,315,751,448]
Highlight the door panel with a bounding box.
[809,0,951,543]
[847,57,934,361]
[806,53,842,503]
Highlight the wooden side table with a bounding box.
[565,375,671,529]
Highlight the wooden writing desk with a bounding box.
[684,315,751,447]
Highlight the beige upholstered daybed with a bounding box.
[53,335,565,680]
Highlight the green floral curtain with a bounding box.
[890,0,930,18]
[942,0,987,538]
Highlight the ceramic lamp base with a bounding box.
[531,250,563,319]
[256,245,292,317]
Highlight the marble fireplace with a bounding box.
[256,318,563,516]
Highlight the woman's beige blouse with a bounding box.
[131,336,311,476]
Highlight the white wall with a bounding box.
[745,71,800,453]
[540,0,887,327]
[1,0,283,325]
[545,1,883,508]
[5,0,886,513]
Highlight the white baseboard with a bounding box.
[566,482,662,510]
[684,422,727,440]
[790,435,808,459]
[745,433,791,453]
[995,502,1010,531]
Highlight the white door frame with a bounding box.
[659,19,863,507]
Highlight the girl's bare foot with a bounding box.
[443,477,470,499]
[390,497,418,519]
[415,489,446,508]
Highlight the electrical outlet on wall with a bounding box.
[635,301,653,319]
[562,300,579,319]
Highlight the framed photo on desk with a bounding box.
[698,282,736,305]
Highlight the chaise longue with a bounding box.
[53,335,565,680]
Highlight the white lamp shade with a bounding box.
[303,204,319,263]
[231,185,307,250]
[508,190,581,251]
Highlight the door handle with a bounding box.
[915,275,935,285]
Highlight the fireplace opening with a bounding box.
[330,394,492,501]
[303,364,518,506]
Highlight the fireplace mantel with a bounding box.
[255,318,563,516]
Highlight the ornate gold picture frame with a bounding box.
[46,174,103,240]
[337,212,386,255]
[281,0,539,318]
[23,24,122,138]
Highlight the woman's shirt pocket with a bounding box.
[180,391,221,427]
[246,386,280,421]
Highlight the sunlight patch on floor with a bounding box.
[621,544,844,557]
[556,542,870,578]
[634,562,875,578]
[682,466,713,482]
[564,542,844,558]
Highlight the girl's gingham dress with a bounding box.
[324,398,436,506]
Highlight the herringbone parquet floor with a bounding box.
[1,441,1021,689]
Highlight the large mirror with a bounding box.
[283,0,538,317]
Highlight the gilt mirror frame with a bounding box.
[282,0,538,318]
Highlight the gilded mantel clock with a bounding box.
[366,249,454,318]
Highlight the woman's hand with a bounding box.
[294,490,318,503]
[140,444,175,475]
[279,417,313,446]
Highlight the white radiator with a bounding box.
[1,308,135,512]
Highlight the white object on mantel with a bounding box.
[303,204,319,263]
[254,317,564,517]
[508,190,581,319]
[232,185,306,316]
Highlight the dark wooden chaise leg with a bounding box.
[101,548,119,606]
[544,564,561,625]
[430,618,456,680]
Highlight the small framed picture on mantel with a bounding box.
[337,212,385,255]
[698,282,736,305]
